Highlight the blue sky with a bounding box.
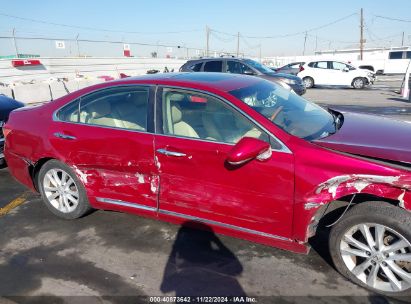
[0,0,410,57]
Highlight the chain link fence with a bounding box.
[0,35,246,59]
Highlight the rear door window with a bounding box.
[57,87,149,131]
[406,51,411,59]
[389,51,403,59]
[203,61,223,72]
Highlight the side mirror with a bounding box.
[226,137,272,165]
[243,70,255,76]
[343,67,349,72]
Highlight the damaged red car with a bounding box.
[4,73,411,296]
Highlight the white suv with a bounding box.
[298,60,375,89]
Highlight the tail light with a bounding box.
[2,125,11,139]
[299,65,305,72]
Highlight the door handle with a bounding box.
[156,148,186,157]
[54,132,76,140]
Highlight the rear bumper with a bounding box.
[4,149,36,191]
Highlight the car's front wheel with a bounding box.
[352,77,366,89]
[329,201,411,297]
[38,159,92,219]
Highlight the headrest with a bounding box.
[130,92,148,107]
[89,100,111,119]
[116,102,131,117]
[171,104,182,123]
[169,93,185,102]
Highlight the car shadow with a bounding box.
[160,221,246,297]
[387,97,411,103]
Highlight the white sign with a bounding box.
[123,44,130,51]
[55,41,65,49]
[166,47,173,53]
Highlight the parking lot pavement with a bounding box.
[304,78,411,122]
[0,168,385,303]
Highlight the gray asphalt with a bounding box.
[0,77,410,304]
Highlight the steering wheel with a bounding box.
[269,106,284,122]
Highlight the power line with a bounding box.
[374,15,411,23]
[0,12,202,35]
[243,12,358,39]
[208,12,357,40]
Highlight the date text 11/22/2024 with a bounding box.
[149,296,257,303]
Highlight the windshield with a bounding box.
[229,80,337,140]
[244,59,274,74]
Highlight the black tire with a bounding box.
[303,76,314,89]
[38,159,92,219]
[329,201,411,298]
[352,77,365,89]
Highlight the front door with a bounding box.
[154,87,295,238]
[49,85,158,210]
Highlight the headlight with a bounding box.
[367,72,374,78]
[281,78,296,85]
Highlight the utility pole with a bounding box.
[76,34,80,57]
[360,8,364,60]
[402,32,405,46]
[259,44,262,62]
[315,36,318,53]
[12,28,19,58]
[303,32,307,55]
[206,26,210,57]
[237,32,240,57]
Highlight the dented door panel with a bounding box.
[49,122,158,209]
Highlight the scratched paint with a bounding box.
[150,176,159,194]
[315,174,401,198]
[135,173,145,184]
[72,165,91,184]
[398,190,406,208]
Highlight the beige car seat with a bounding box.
[115,93,147,130]
[170,104,199,138]
[86,100,124,128]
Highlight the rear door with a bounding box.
[154,87,295,238]
[309,61,329,84]
[50,85,158,211]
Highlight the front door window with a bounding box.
[161,89,269,144]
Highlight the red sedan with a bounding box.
[3,73,411,296]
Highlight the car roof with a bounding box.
[186,57,250,63]
[112,72,262,92]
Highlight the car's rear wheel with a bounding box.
[303,77,314,88]
[329,202,411,297]
[352,77,366,89]
[38,160,92,219]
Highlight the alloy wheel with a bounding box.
[353,78,364,89]
[43,168,79,213]
[340,223,411,292]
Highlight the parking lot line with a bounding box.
[0,193,28,216]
